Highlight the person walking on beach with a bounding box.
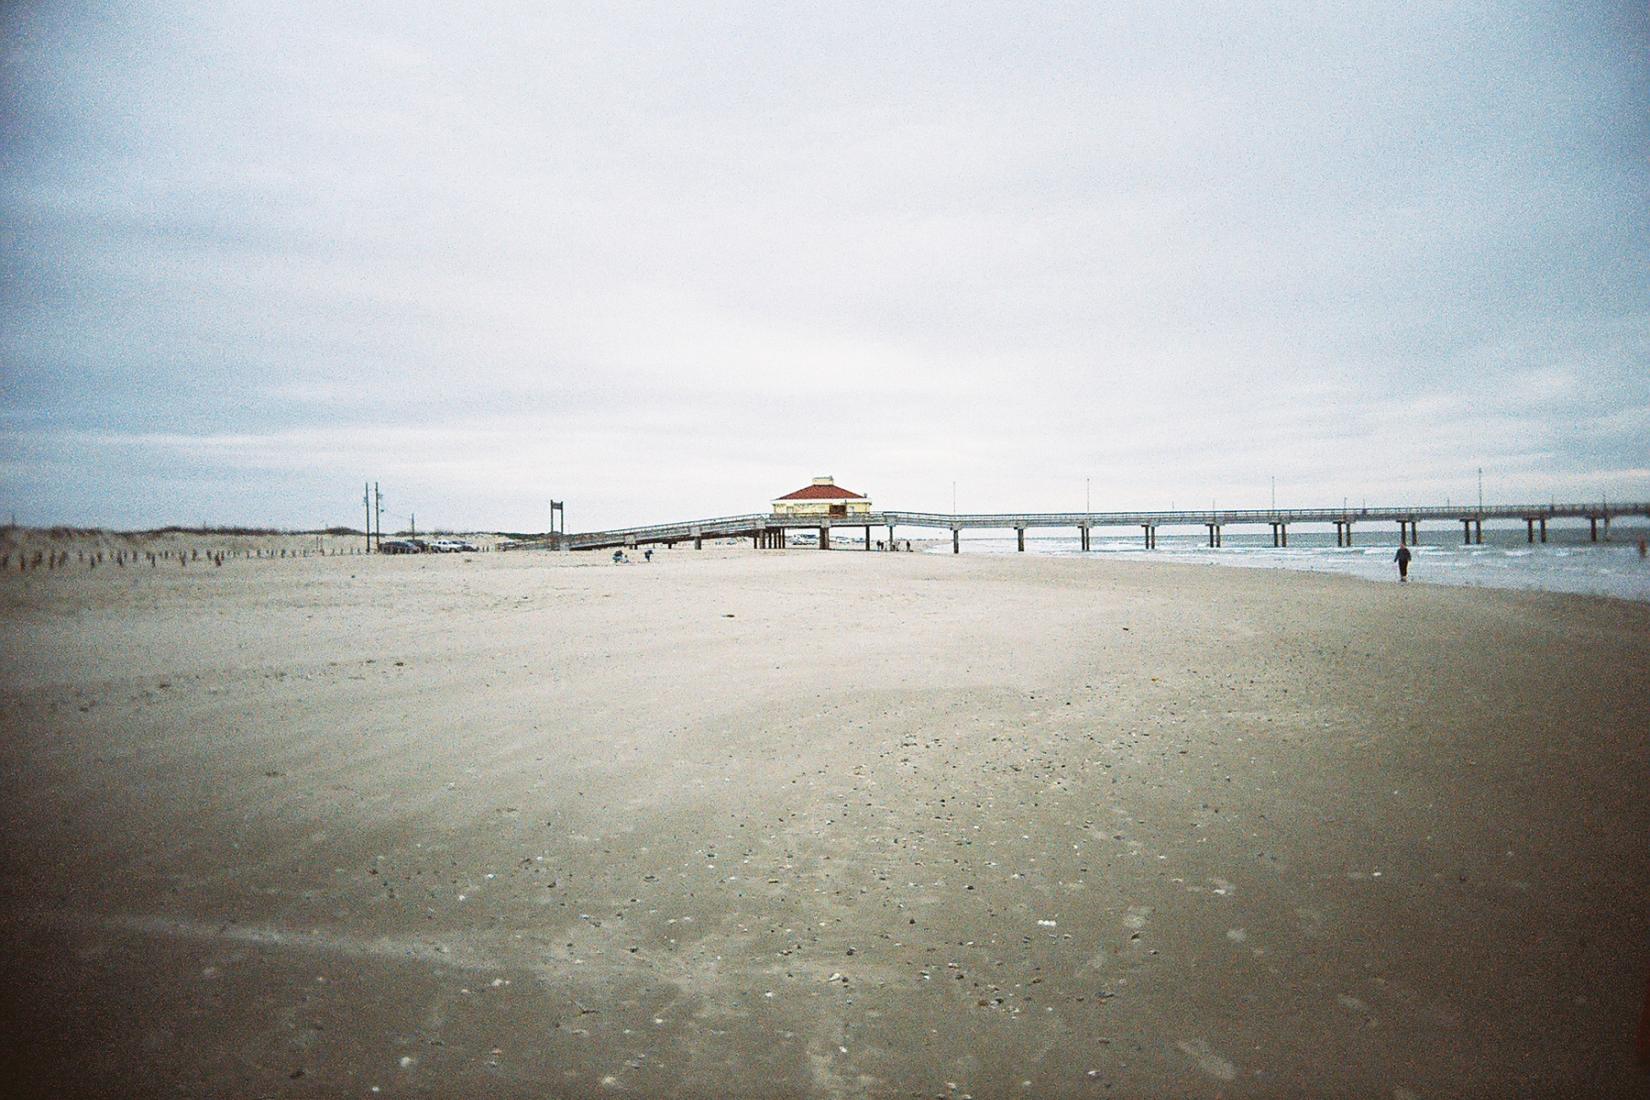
[1394,543,1412,582]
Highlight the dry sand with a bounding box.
[1,544,1646,1098]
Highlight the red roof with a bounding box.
[774,483,866,501]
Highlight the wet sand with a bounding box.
[1,546,1647,1097]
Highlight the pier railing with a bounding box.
[880,502,1650,527]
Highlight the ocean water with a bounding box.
[923,524,1650,604]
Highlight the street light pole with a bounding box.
[1085,478,1091,515]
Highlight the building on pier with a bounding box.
[771,476,872,518]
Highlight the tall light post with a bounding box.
[1270,476,1276,512]
[952,481,957,515]
[1477,467,1483,513]
[1085,478,1091,515]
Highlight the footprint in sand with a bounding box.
[1337,994,1369,1013]
[1176,1038,1237,1081]
[1123,905,1152,931]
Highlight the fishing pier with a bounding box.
[523,501,1649,554]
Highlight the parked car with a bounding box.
[380,539,420,554]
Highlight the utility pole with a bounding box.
[374,483,383,550]
[410,513,416,539]
[363,482,372,554]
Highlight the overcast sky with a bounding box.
[3,2,1646,531]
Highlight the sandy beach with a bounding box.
[1,544,1646,1098]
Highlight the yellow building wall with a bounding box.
[771,499,872,517]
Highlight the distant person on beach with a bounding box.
[612,550,627,564]
[644,548,653,562]
[1394,544,1412,582]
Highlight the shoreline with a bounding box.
[5,520,1646,604]
[934,533,1650,606]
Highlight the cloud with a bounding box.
[2,1,1646,529]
